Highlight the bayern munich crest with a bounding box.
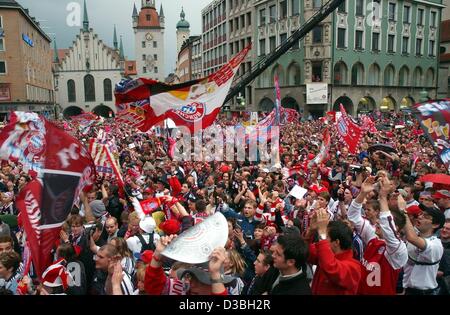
[337,118,348,136]
[174,102,206,122]
[26,131,46,155]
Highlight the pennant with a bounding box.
[308,129,331,168]
[361,115,377,133]
[115,44,252,133]
[336,104,364,154]
[140,197,162,215]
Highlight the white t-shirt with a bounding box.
[403,236,444,290]
[444,209,450,219]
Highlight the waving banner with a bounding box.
[336,104,363,154]
[115,44,251,133]
[0,112,96,279]
[414,99,450,172]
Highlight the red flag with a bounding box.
[1,112,96,279]
[361,115,377,133]
[140,197,162,215]
[336,104,363,154]
[308,129,331,168]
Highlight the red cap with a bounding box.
[139,250,154,264]
[406,205,422,217]
[219,164,231,173]
[432,190,450,200]
[159,219,181,235]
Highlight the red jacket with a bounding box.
[308,240,362,295]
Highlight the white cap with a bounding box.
[139,216,156,234]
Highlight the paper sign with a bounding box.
[161,212,228,264]
[289,185,308,200]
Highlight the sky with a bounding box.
[18,0,212,76]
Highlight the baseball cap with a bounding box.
[432,190,450,200]
[177,263,235,285]
[406,205,422,217]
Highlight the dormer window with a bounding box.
[146,15,151,21]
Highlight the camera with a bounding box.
[349,164,363,172]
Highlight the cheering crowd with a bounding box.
[0,111,449,296]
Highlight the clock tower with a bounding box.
[133,0,165,81]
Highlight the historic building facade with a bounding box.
[0,0,55,119]
[133,0,165,81]
[252,0,443,117]
[53,0,125,118]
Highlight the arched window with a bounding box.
[103,79,112,102]
[368,64,381,86]
[271,64,285,86]
[351,63,364,85]
[384,65,395,86]
[399,66,410,87]
[67,80,76,103]
[287,62,301,86]
[84,74,96,102]
[333,61,348,85]
[425,68,435,87]
[412,67,423,87]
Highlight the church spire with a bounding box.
[83,0,89,32]
[119,36,125,60]
[113,25,118,50]
[160,3,164,17]
[53,38,59,63]
[132,2,138,18]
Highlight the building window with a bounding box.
[143,67,147,73]
[403,6,411,23]
[146,15,151,21]
[280,33,287,45]
[67,80,76,103]
[280,1,287,19]
[0,61,7,74]
[355,30,363,50]
[259,38,266,56]
[313,0,322,9]
[142,54,146,61]
[429,40,435,56]
[416,38,422,56]
[103,79,112,102]
[154,67,158,73]
[337,28,346,48]
[388,34,395,53]
[269,5,276,23]
[247,12,251,26]
[154,54,158,60]
[269,36,276,52]
[337,1,346,13]
[229,20,234,32]
[240,15,245,28]
[312,26,323,43]
[291,0,300,15]
[259,9,266,25]
[153,41,157,48]
[356,0,364,16]
[417,8,424,26]
[372,32,379,51]
[388,3,396,21]
[402,37,409,54]
[312,62,322,82]
[431,11,437,27]
[0,38,4,51]
[84,74,95,102]
[142,41,146,48]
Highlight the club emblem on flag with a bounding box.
[338,119,348,136]
[26,131,46,155]
[174,102,206,121]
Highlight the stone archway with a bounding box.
[400,96,415,110]
[333,96,354,115]
[380,96,396,112]
[93,105,115,118]
[259,97,274,112]
[357,96,376,114]
[63,106,83,119]
[281,97,300,111]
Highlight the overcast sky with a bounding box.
[19,0,212,76]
